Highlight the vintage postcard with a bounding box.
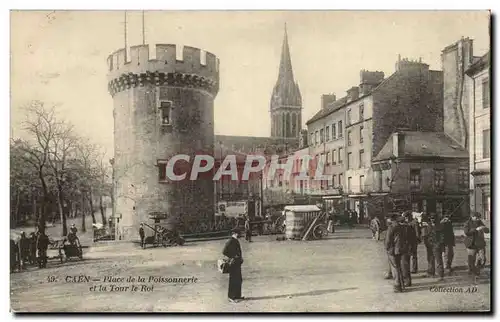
[9,10,491,313]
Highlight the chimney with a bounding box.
[346,86,359,102]
[359,70,385,95]
[395,57,430,73]
[321,94,336,110]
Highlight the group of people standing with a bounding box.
[382,211,489,293]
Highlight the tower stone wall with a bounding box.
[107,44,219,240]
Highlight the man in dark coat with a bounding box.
[29,231,38,265]
[403,212,421,274]
[370,216,381,241]
[401,211,417,286]
[36,231,50,269]
[420,213,436,277]
[441,214,455,275]
[222,229,244,302]
[463,212,489,276]
[139,223,145,248]
[384,213,409,292]
[427,213,446,280]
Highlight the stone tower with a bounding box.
[270,25,302,139]
[107,44,219,240]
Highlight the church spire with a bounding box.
[270,23,302,139]
[278,23,295,83]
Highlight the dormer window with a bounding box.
[160,101,172,125]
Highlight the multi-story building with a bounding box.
[372,131,469,220]
[465,51,491,220]
[306,58,443,221]
[306,94,346,196]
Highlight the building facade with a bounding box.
[465,52,491,220]
[372,131,470,220]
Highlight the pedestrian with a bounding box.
[384,213,409,292]
[244,216,252,242]
[428,213,446,281]
[36,231,50,269]
[463,212,489,276]
[29,231,38,265]
[222,229,244,303]
[10,239,19,273]
[370,216,381,241]
[420,213,436,277]
[403,211,421,274]
[327,210,335,234]
[441,213,455,275]
[70,223,78,235]
[402,211,417,287]
[139,223,145,248]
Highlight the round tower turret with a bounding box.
[107,44,219,240]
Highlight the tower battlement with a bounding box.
[107,44,220,97]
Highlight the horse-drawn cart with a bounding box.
[283,205,329,241]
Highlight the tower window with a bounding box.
[160,101,172,125]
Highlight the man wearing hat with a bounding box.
[384,213,409,292]
[463,212,489,276]
[441,213,455,275]
[139,223,145,248]
[222,229,244,302]
[402,211,421,274]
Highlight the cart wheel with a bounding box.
[313,225,327,240]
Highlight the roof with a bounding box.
[284,205,321,212]
[373,131,469,162]
[465,51,490,76]
[215,134,299,155]
[306,95,351,125]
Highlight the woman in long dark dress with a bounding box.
[223,229,244,302]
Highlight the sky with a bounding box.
[10,10,490,157]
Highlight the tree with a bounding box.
[18,101,59,234]
[47,120,77,237]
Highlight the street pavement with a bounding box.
[10,226,491,312]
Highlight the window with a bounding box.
[458,169,469,189]
[359,149,364,168]
[326,152,330,165]
[434,169,445,190]
[376,171,383,191]
[326,126,330,141]
[347,152,352,169]
[347,177,352,192]
[338,121,343,138]
[436,201,443,217]
[410,169,421,189]
[482,78,490,109]
[422,200,427,213]
[320,129,324,143]
[483,129,490,158]
[278,173,283,187]
[360,175,365,192]
[347,109,352,125]
[332,149,337,164]
[332,124,337,139]
[360,126,364,143]
[315,131,319,145]
[359,104,364,121]
[412,202,419,212]
[160,101,172,125]
[347,131,352,146]
[338,173,343,188]
[310,133,314,145]
[332,175,337,187]
[158,162,167,181]
[338,148,343,164]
